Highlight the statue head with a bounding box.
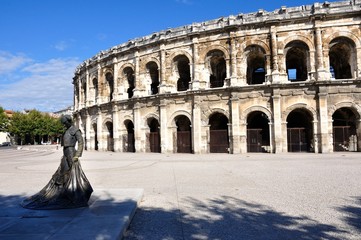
[60,115,73,128]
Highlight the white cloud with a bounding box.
[175,0,193,5]
[0,51,32,75]
[53,41,68,51]
[0,57,80,112]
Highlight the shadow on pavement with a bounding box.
[337,196,361,234]
[125,196,349,240]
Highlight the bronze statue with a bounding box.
[22,115,93,209]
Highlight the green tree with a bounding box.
[8,110,65,145]
[0,107,9,132]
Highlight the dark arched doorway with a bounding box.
[332,107,357,151]
[105,121,114,151]
[124,120,135,152]
[92,123,98,151]
[287,109,313,152]
[148,118,160,153]
[247,111,270,152]
[209,113,229,153]
[175,115,192,153]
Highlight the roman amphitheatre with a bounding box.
[73,0,361,154]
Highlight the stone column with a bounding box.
[315,27,328,80]
[133,102,142,152]
[112,104,121,152]
[229,33,238,86]
[96,108,104,151]
[272,89,283,153]
[159,44,167,94]
[85,110,91,151]
[112,59,119,100]
[270,27,280,83]
[192,96,202,154]
[133,51,141,97]
[159,99,169,153]
[230,96,241,153]
[191,37,200,90]
[318,86,330,153]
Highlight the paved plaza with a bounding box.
[0,146,361,239]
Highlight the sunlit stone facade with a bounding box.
[73,1,361,154]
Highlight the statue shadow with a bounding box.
[125,196,351,240]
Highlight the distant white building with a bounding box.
[53,106,74,117]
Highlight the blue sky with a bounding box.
[0,0,338,112]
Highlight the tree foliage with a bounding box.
[0,107,10,132]
[7,109,65,145]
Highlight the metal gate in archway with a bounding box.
[333,126,357,151]
[149,132,160,153]
[247,129,263,152]
[177,131,192,153]
[287,128,308,152]
[210,129,229,153]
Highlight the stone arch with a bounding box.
[123,118,135,152]
[103,118,114,151]
[204,49,228,88]
[168,110,192,128]
[283,103,318,123]
[328,37,357,79]
[145,61,160,95]
[119,64,136,98]
[139,56,160,74]
[324,31,361,50]
[281,35,315,52]
[242,106,273,124]
[145,115,161,153]
[171,54,191,91]
[200,45,230,61]
[203,108,230,122]
[208,111,230,153]
[284,40,311,81]
[329,102,361,119]
[239,39,271,57]
[243,45,267,85]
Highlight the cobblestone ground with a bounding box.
[1,146,361,239]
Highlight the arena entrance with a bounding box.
[247,111,270,152]
[92,123,98,151]
[105,121,114,151]
[175,115,192,153]
[124,120,135,152]
[209,113,229,153]
[332,107,357,151]
[287,109,313,152]
[147,118,160,153]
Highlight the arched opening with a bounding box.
[209,113,229,153]
[92,123,98,151]
[246,45,266,85]
[287,109,313,152]
[207,50,226,88]
[285,41,309,82]
[105,72,114,101]
[332,107,357,151]
[175,115,192,153]
[146,62,159,95]
[147,118,160,153]
[81,80,87,105]
[175,55,191,91]
[247,111,270,152]
[124,67,135,98]
[124,120,135,152]
[329,37,355,79]
[105,121,114,151]
[92,78,98,103]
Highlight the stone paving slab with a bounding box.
[0,188,143,240]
